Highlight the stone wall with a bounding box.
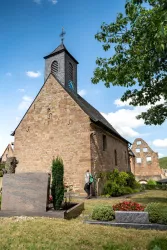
[90,123,130,175]
[1,144,14,163]
[130,138,162,181]
[14,75,91,194]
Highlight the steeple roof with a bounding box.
[44,43,79,64]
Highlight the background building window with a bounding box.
[136,158,142,163]
[146,156,152,162]
[69,62,73,81]
[137,141,141,145]
[143,148,148,152]
[136,148,140,153]
[114,149,117,166]
[103,135,107,151]
[51,61,58,76]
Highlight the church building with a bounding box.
[11,39,130,194]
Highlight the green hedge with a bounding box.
[145,203,167,224]
[92,205,115,221]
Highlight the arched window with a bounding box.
[69,62,73,81]
[51,61,58,76]
[114,149,117,166]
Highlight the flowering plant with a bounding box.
[113,201,145,211]
[49,195,53,203]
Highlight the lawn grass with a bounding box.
[0,190,167,250]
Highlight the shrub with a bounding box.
[92,205,115,221]
[147,179,157,186]
[103,181,123,197]
[121,186,133,195]
[126,172,136,189]
[113,201,145,211]
[51,157,64,210]
[145,203,167,224]
[147,238,167,250]
[0,171,3,177]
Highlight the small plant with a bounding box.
[92,205,115,221]
[113,201,145,211]
[51,157,64,210]
[147,179,157,186]
[145,203,167,224]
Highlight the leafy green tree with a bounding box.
[51,157,64,210]
[92,0,167,125]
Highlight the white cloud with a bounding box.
[101,107,145,138]
[114,98,132,107]
[6,72,12,77]
[153,138,167,148]
[78,89,87,97]
[18,95,33,111]
[158,153,164,158]
[26,71,41,78]
[49,0,58,4]
[33,0,41,4]
[17,88,25,93]
[16,117,21,122]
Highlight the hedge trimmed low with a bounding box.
[92,205,115,221]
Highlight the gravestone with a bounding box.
[1,173,50,212]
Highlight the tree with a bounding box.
[51,157,64,210]
[92,0,167,125]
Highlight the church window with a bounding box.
[51,61,58,76]
[136,157,141,164]
[69,62,73,81]
[114,150,117,166]
[137,140,141,145]
[103,135,107,151]
[143,147,148,152]
[146,156,151,162]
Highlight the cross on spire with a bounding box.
[60,27,66,44]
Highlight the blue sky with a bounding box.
[0,0,167,157]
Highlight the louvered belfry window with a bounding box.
[51,61,58,76]
[69,62,73,81]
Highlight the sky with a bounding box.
[0,0,167,158]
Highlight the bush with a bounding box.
[103,181,123,197]
[147,238,167,250]
[92,205,115,221]
[147,179,157,185]
[126,172,137,189]
[0,171,3,177]
[51,157,64,210]
[121,186,133,195]
[113,201,145,211]
[145,203,167,224]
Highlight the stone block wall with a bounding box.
[130,138,162,180]
[14,75,91,193]
[90,123,130,175]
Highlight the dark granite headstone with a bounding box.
[1,173,50,212]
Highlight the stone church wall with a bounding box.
[14,75,91,194]
[1,144,14,163]
[131,138,162,181]
[90,123,130,175]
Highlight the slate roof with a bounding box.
[11,73,130,144]
[44,43,79,64]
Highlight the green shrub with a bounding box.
[51,157,64,210]
[0,163,5,171]
[148,238,167,250]
[147,179,157,186]
[92,205,115,221]
[103,181,123,197]
[121,186,133,195]
[126,172,136,189]
[145,203,167,224]
[0,171,3,177]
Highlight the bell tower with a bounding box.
[44,29,78,93]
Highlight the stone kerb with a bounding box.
[1,173,50,213]
[115,211,149,224]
